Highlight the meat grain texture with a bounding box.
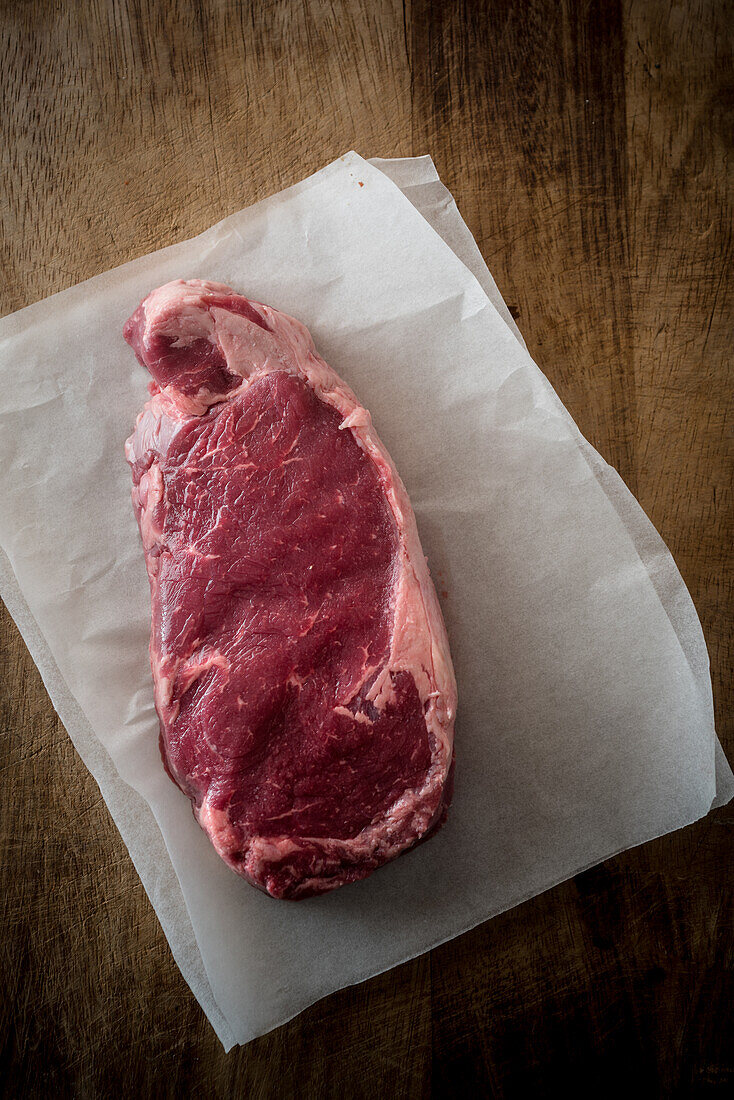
[125,280,457,899]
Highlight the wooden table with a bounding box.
[2,1,731,1095]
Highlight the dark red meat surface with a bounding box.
[125,280,456,899]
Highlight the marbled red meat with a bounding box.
[125,280,456,899]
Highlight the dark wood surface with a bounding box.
[1,1,732,1096]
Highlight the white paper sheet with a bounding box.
[0,153,730,1051]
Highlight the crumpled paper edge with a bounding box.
[376,154,732,806]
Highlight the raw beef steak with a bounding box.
[125,280,457,899]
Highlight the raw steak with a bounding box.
[124,279,457,899]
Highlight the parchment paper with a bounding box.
[0,153,730,1051]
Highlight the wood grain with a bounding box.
[1,1,731,1096]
